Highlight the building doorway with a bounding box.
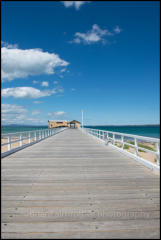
[70,123,75,129]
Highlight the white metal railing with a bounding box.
[1,127,67,158]
[80,127,160,167]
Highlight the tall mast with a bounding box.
[81,110,83,128]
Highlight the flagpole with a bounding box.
[81,110,83,128]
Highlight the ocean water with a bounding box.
[1,125,48,134]
[84,125,160,139]
[1,125,160,139]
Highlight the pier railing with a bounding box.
[1,127,67,158]
[81,127,160,170]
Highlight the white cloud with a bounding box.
[71,88,76,91]
[2,86,64,99]
[70,24,122,45]
[41,81,49,87]
[2,45,69,81]
[1,103,46,125]
[2,104,27,114]
[33,101,42,104]
[60,68,66,73]
[32,110,40,115]
[25,118,45,124]
[113,25,122,34]
[2,87,55,99]
[61,1,90,10]
[1,41,18,49]
[2,104,27,124]
[53,81,58,84]
[56,86,64,93]
[33,80,39,84]
[54,111,66,116]
[48,111,66,119]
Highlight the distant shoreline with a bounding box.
[2,124,160,127]
[85,124,160,127]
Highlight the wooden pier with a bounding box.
[2,129,160,239]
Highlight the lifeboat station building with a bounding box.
[48,120,81,129]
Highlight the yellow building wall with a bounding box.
[48,121,81,129]
[75,123,81,128]
[48,121,68,128]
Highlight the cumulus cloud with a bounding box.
[41,81,49,87]
[2,86,64,99]
[2,87,55,99]
[1,103,46,125]
[2,104,27,124]
[2,104,27,114]
[70,24,122,45]
[61,1,90,10]
[2,45,69,81]
[1,41,18,49]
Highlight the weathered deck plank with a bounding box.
[2,129,160,239]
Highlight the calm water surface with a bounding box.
[2,125,160,138]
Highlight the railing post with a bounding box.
[8,136,11,151]
[134,138,138,156]
[28,132,31,144]
[19,134,22,147]
[113,134,115,145]
[34,132,36,141]
[156,142,160,166]
[39,131,41,140]
[121,135,124,149]
[105,132,109,145]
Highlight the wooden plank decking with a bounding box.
[2,128,160,239]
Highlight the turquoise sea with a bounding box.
[1,125,48,134]
[85,125,160,139]
[1,125,160,139]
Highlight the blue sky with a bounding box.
[2,1,160,125]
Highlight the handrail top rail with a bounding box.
[84,127,160,143]
[1,128,63,137]
[1,127,67,158]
